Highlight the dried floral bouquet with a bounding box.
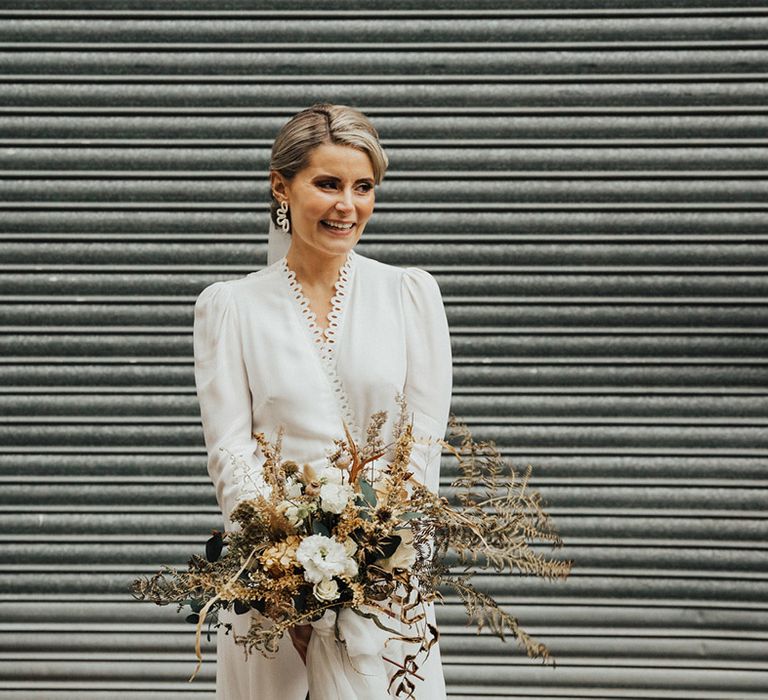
[131,397,572,697]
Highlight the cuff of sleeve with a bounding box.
[409,410,444,492]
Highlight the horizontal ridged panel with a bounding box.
[2,513,768,548]
[3,212,768,239]
[4,180,768,203]
[2,271,768,295]
[3,147,768,169]
[4,394,768,420]
[3,303,768,326]
[4,364,766,389]
[3,242,767,265]
[1,3,766,698]
[2,50,767,76]
[5,544,768,575]
[2,17,768,43]
[4,115,768,140]
[8,1,768,9]
[2,82,768,109]
[3,481,767,508]
[1,572,764,605]
[3,335,768,359]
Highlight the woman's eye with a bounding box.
[319,181,336,189]
[358,183,373,193]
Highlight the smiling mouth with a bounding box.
[320,220,356,232]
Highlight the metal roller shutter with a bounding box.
[0,2,766,698]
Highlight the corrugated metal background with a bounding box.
[1,2,767,698]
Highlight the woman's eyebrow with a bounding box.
[314,173,374,183]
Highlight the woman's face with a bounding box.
[271,142,376,260]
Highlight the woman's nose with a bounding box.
[335,188,353,211]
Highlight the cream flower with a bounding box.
[278,501,301,525]
[319,481,355,515]
[313,577,340,602]
[285,479,303,499]
[277,499,315,526]
[319,466,345,486]
[260,535,301,576]
[343,554,358,579]
[296,534,357,584]
[342,537,357,557]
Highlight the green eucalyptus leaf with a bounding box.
[399,511,424,521]
[312,520,330,537]
[355,495,371,519]
[359,478,377,507]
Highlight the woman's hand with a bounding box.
[288,623,313,665]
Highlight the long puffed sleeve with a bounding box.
[400,267,453,493]
[193,281,265,525]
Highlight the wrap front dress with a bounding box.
[192,247,452,699]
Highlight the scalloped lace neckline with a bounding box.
[279,250,360,439]
[279,250,355,360]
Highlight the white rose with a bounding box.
[313,577,340,602]
[296,534,357,584]
[319,482,355,515]
[376,528,418,573]
[319,467,344,485]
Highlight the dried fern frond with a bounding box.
[446,575,552,663]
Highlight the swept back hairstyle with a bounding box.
[269,103,389,229]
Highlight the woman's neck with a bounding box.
[284,241,350,290]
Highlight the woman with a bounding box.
[193,103,452,699]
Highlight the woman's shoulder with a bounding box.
[355,250,443,304]
[196,259,284,307]
[354,249,434,284]
[353,250,396,281]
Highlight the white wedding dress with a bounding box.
[192,247,452,699]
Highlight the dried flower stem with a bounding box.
[189,544,260,681]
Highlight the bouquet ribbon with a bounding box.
[307,608,392,700]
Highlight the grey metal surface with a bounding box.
[1,2,766,698]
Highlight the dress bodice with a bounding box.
[193,249,453,525]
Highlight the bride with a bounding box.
[193,103,452,699]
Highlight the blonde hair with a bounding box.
[269,102,389,228]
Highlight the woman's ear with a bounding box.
[270,170,288,201]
